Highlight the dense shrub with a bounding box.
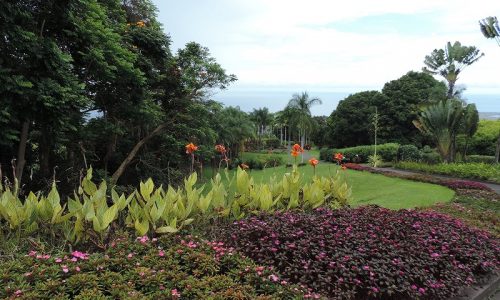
[0,234,310,299]
[425,197,500,236]
[396,162,500,183]
[323,143,399,163]
[243,156,284,170]
[441,180,493,191]
[343,163,371,171]
[398,145,422,162]
[466,155,496,164]
[218,207,500,300]
[420,146,442,164]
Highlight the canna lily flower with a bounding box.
[308,158,319,167]
[291,150,300,157]
[334,153,344,162]
[341,164,347,170]
[185,143,198,154]
[292,144,303,153]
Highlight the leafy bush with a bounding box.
[396,162,500,183]
[425,197,500,236]
[323,143,399,163]
[218,207,500,299]
[398,144,422,162]
[0,234,309,299]
[368,154,383,167]
[263,137,281,149]
[466,155,496,164]
[441,180,493,191]
[0,166,350,246]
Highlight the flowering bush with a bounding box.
[218,207,499,299]
[441,180,493,191]
[0,234,310,299]
[342,163,371,171]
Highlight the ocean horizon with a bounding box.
[215,88,500,117]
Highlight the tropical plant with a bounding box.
[285,92,322,156]
[423,41,484,98]
[414,100,464,162]
[460,103,479,159]
[479,16,500,46]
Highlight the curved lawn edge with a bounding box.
[343,168,455,210]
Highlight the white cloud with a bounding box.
[157,0,500,107]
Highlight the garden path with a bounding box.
[376,167,500,195]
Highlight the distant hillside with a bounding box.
[479,112,500,120]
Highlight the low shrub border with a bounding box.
[0,234,313,299]
[218,207,500,300]
[395,162,500,183]
[343,163,496,194]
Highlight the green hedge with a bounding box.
[466,155,496,164]
[395,162,500,183]
[321,143,400,163]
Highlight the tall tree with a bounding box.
[381,71,447,145]
[328,91,387,148]
[286,92,322,150]
[423,41,484,98]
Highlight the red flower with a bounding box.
[185,143,198,154]
[334,153,344,162]
[291,144,304,156]
[309,158,319,167]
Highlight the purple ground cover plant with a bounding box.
[441,180,493,191]
[218,206,500,300]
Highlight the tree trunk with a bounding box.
[103,133,118,173]
[111,123,167,184]
[40,126,51,178]
[447,80,455,99]
[15,120,30,185]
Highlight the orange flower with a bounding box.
[292,144,303,152]
[341,164,347,170]
[291,144,303,157]
[334,152,344,162]
[185,143,198,154]
[309,158,319,167]
[215,144,226,153]
[240,163,249,170]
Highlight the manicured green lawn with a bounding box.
[240,149,321,165]
[200,160,454,210]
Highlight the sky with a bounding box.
[152,0,500,115]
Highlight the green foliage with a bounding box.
[398,144,422,162]
[368,154,383,168]
[0,167,350,244]
[466,155,496,164]
[396,162,500,183]
[322,143,400,163]
[0,234,307,299]
[414,99,465,162]
[466,120,500,156]
[327,91,387,147]
[423,41,484,98]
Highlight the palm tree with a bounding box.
[479,16,500,46]
[413,100,464,163]
[286,92,322,159]
[423,41,484,98]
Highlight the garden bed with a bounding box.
[216,207,499,300]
